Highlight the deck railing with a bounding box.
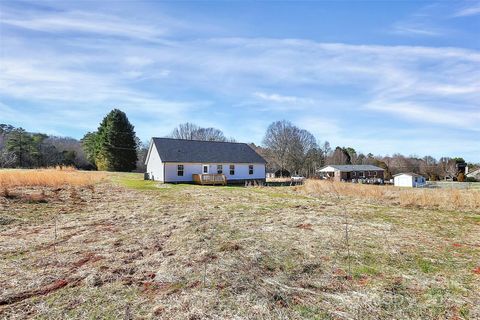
[192,174,227,186]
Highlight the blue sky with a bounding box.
[0,0,479,161]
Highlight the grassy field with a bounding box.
[1,171,479,319]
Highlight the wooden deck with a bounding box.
[192,174,227,186]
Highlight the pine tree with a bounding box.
[82,109,138,172]
[6,128,35,167]
[81,132,99,166]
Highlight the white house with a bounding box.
[393,173,426,187]
[466,168,480,181]
[145,138,266,184]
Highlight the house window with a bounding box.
[358,171,364,177]
[217,164,223,174]
[373,171,377,176]
[352,172,356,177]
[230,164,235,175]
[249,165,254,175]
[177,165,184,176]
[203,165,208,174]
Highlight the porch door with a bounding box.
[202,164,209,174]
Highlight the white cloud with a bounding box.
[1,35,479,131]
[0,2,479,161]
[453,3,480,17]
[0,10,167,40]
[253,92,314,104]
[366,100,480,129]
[391,23,442,37]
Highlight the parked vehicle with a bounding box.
[291,175,305,184]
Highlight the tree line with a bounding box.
[1,109,477,181]
[0,124,90,169]
[258,120,473,181]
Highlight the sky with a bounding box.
[0,0,479,162]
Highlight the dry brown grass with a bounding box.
[302,179,480,212]
[0,167,105,189]
[1,173,479,319]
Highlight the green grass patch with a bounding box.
[112,172,185,191]
[416,257,437,274]
[38,284,146,319]
[466,214,480,223]
[117,177,160,190]
[353,265,380,278]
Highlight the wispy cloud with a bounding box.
[1,34,479,129]
[0,9,166,40]
[453,2,480,17]
[389,2,448,38]
[0,1,478,160]
[391,24,442,37]
[254,92,314,104]
[366,100,480,130]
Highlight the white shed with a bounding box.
[145,138,266,184]
[393,173,426,188]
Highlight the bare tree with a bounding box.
[170,123,201,140]
[387,153,415,175]
[439,157,460,180]
[0,149,16,168]
[135,140,149,172]
[263,120,318,176]
[287,128,318,176]
[420,155,439,180]
[45,136,90,168]
[263,120,297,175]
[195,127,228,142]
[170,122,230,142]
[327,147,351,165]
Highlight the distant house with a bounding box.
[393,173,426,187]
[317,165,384,182]
[145,138,266,184]
[466,168,480,181]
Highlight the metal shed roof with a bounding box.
[151,138,266,163]
[393,172,423,177]
[318,165,385,172]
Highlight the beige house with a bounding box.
[317,165,384,182]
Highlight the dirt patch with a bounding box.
[71,253,104,270]
[296,223,313,230]
[0,279,70,306]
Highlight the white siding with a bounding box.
[164,162,265,182]
[164,163,202,182]
[145,142,164,182]
[394,175,413,187]
[394,174,426,187]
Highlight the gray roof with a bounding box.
[319,165,384,172]
[151,138,266,163]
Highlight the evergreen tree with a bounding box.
[6,128,35,167]
[82,109,138,172]
[81,132,99,166]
